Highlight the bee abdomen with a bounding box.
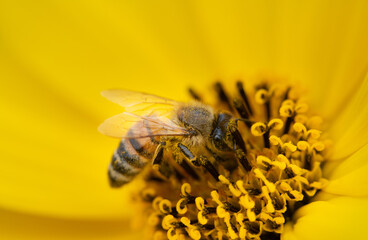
[108,139,150,187]
[117,139,147,168]
[108,163,135,187]
[113,151,141,175]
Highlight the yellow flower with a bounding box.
[0,0,368,239]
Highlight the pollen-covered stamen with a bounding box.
[188,88,202,102]
[179,160,200,180]
[215,82,234,111]
[133,81,329,240]
[251,118,283,148]
[255,87,273,120]
[233,98,251,123]
[236,81,253,116]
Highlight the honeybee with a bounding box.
[99,89,248,187]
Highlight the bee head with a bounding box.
[210,113,233,151]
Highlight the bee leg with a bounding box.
[228,122,253,171]
[177,143,220,181]
[152,142,177,179]
[227,120,246,152]
[152,142,166,165]
[231,129,246,153]
[177,143,196,163]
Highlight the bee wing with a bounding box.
[99,90,189,138]
[98,112,190,138]
[101,89,178,116]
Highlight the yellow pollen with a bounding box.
[268,118,284,130]
[159,199,172,214]
[181,183,191,195]
[254,169,276,193]
[176,198,188,214]
[131,81,330,239]
[216,206,227,218]
[195,197,205,210]
[255,89,270,104]
[197,211,208,225]
[251,122,267,136]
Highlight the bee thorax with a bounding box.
[176,103,214,138]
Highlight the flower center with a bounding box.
[133,81,328,240]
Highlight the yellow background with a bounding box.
[1,0,368,239]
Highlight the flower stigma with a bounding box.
[133,81,329,240]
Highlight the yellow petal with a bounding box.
[306,0,368,118]
[1,0,368,231]
[0,0,210,104]
[284,197,368,240]
[0,209,142,240]
[328,74,368,160]
[281,223,300,240]
[322,144,368,197]
[0,60,139,218]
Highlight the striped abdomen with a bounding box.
[108,122,159,187]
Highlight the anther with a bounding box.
[179,159,200,180]
[251,122,267,136]
[233,98,250,121]
[188,87,202,101]
[265,99,271,121]
[173,168,185,181]
[263,130,270,148]
[176,198,188,214]
[140,188,156,202]
[304,153,312,170]
[159,199,172,214]
[201,224,215,230]
[181,183,192,196]
[283,116,294,134]
[224,202,240,213]
[283,87,291,101]
[162,215,176,230]
[204,207,216,214]
[244,221,262,236]
[236,81,253,115]
[186,197,196,205]
[236,150,252,171]
[215,82,233,111]
[255,87,271,120]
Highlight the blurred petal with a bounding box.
[0,1,368,237]
[0,58,138,219]
[284,197,368,240]
[322,144,368,197]
[0,209,141,240]
[303,0,368,118]
[328,73,368,160]
[1,0,368,109]
[281,223,302,240]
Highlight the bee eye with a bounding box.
[213,135,224,148]
[214,135,222,142]
[212,134,232,151]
